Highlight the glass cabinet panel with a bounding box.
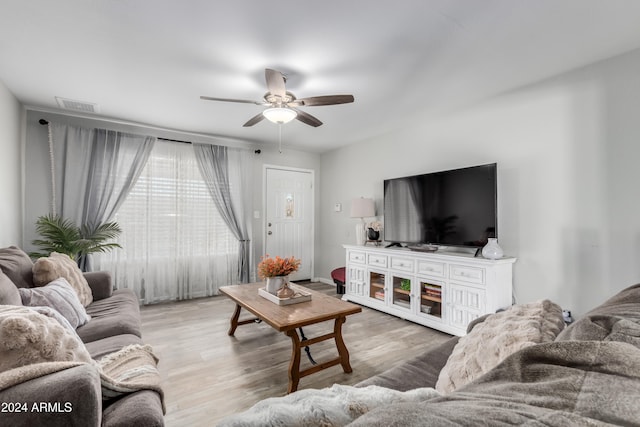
[391,275,412,309]
[419,280,443,319]
[369,271,386,301]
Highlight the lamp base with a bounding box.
[355,223,366,245]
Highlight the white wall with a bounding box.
[0,80,22,247]
[22,110,321,278]
[318,47,640,316]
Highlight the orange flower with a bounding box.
[257,255,301,279]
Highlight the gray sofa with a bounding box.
[352,283,640,425]
[0,246,164,427]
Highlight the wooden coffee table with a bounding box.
[219,282,362,393]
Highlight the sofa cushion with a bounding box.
[0,269,22,306]
[0,246,35,289]
[102,389,165,427]
[77,289,141,343]
[33,253,93,307]
[356,336,459,391]
[435,299,565,394]
[85,334,144,361]
[0,305,91,373]
[83,271,114,300]
[19,278,91,328]
[556,283,640,344]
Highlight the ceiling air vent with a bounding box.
[55,96,100,113]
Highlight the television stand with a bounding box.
[342,244,516,336]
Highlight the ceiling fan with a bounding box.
[200,68,354,127]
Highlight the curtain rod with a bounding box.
[39,118,191,144]
[38,118,261,153]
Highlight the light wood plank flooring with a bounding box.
[140,282,452,426]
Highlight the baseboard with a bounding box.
[314,277,334,286]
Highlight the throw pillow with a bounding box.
[0,305,92,374]
[435,299,565,394]
[28,306,79,337]
[32,253,93,307]
[19,278,91,328]
[0,246,35,289]
[0,269,22,306]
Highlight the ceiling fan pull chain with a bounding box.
[278,123,283,154]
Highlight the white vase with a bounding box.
[482,238,504,259]
[266,276,287,295]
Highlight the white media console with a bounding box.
[342,245,516,336]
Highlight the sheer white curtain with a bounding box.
[95,140,243,304]
[193,143,253,282]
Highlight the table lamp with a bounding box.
[350,197,375,245]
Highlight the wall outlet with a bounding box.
[334,203,342,212]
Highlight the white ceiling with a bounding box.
[2,0,640,153]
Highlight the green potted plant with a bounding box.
[29,214,122,267]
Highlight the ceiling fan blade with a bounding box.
[200,95,263,105]
[265,68,287,100]
[243,112,265,127]
[297,94,354,106]
[292,108,323,127]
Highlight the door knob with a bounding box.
[268,231,273,235]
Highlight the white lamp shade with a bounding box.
[350,197,375,218]
[263,107,297,124]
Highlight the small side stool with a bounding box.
[331,267,346,294]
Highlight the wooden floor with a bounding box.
[140,282,452,426]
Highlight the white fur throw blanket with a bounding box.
[0,306,164,412]
[217,384,439,427]
[436,299,566,394]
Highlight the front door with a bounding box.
[264,167,314,281]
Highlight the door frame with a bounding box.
[262,164,315,280]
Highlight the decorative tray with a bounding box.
[258,285,312,305]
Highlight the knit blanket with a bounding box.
[0,344,164,413]
[217,384,440,427]
[98,344,165,413]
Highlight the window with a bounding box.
[95,141,240,303]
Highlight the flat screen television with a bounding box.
[383,163,497,248]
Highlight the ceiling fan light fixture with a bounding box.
[263,107,297,124]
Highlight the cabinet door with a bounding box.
[416,277,445,321]
[347,266,365,296]
[449,283,485,331]
[368,270,387,301]
[390,273,412,310]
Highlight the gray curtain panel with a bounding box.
[192,143,251,283]
[50,123,155,270]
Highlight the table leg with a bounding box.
[334,316,352,373]
[286,329,302,393]
[228,304,242,336]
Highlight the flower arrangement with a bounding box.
[258,255,301,279]
[367,221,383,232]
